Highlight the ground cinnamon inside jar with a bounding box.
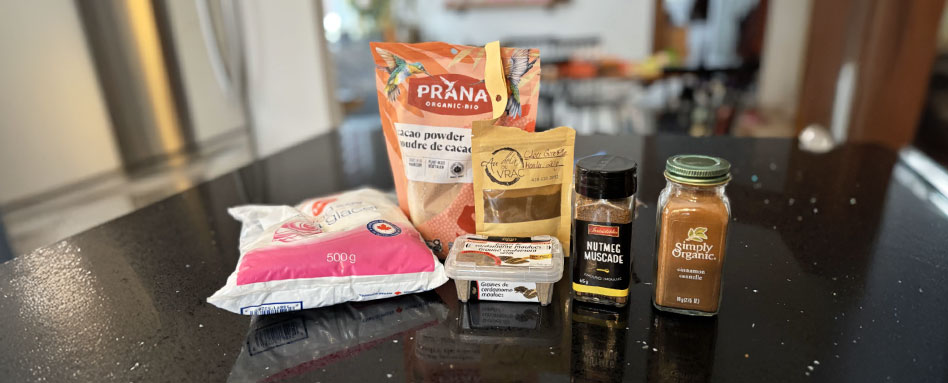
[653,155,731,316]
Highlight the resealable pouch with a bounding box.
[471,123,575,251]
[371,41,541,257]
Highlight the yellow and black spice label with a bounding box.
[572,220,633,297]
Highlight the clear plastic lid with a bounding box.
[444,234,565,283]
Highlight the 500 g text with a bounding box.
[326,252,356,263]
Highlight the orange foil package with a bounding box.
[372,41,541,257]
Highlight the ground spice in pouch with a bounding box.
[372,41,541,257]
[471,123,575,252]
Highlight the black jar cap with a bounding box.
[575,155,637,199]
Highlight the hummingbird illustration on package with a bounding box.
[375,47,430,102]
[504,49,537,118]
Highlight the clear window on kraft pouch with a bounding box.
[482,185,562,223]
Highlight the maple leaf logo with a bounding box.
[686,227,709,242]
[366,220,401,237]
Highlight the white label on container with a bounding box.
[476,281,539,303]
[394,123,472,184]
[461,239,553,267]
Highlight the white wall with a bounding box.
[0,0,121,205]
[757,0,812,119]
[400,0,655,61]
[239,0,341,157]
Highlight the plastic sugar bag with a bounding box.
[207,189,448,315]
[371,41,541,257]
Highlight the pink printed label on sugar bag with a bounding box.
[272,220,322,243]
[236,220,435,285]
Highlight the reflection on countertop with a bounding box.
[229,293,446,382]
[646,310,717,382]
[0,129,946,382]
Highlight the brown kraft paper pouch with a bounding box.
[471,122,575,252]
[371,41,541,257]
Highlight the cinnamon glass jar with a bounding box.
[653,155,731,316]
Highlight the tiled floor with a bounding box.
[0,132,255,256]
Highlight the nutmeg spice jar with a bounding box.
[653,155,731,316]
[572,155,637,307]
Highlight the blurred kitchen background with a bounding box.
[1,0,947,258]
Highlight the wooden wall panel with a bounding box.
[848,0,944,149]
[796,0,945,150]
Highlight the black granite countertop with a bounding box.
[0,127,946,382]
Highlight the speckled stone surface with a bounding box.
[0,129,945,382]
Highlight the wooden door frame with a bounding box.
[796,0,946,150]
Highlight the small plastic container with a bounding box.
[444,234,565,306]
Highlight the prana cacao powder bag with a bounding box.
[371,41,541,257]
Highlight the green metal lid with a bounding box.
[664,154,731,185]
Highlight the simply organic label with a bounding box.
[395,122,472,183]
[655,221,727,311]
[672,226,718,261]
[671,227,718,261]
